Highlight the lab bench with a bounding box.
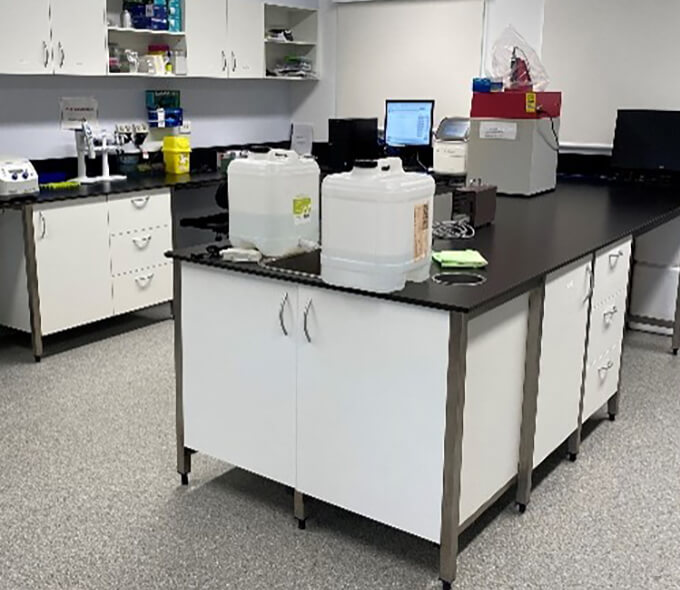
[0,172,224,360]
[168,179,680,588]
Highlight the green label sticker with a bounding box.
[293,195,312,225]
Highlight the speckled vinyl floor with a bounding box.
[1,313,679,590]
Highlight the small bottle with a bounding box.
[121,9,132,28]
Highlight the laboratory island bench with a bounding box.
[168,179,680,587]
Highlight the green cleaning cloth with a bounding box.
[432,250,488,269]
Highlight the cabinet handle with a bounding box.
[132,235,152,250]
[598,360,614,378]
[584,265,594,303]
[303,299,313,343]
[609,250,625,267]
[135,273,155,289]
[42,41,49,68]
[131,196,150,209]
[221,50,226,71]
[231,51,236,73]
[603,305,618,323]
[38,212,46,239]
[278,292,289,336]
[58,42,65,68]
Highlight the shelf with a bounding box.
[108,26,185,37]
[265,39,316,46]
[108,71,182,78]
[266,75,318,81]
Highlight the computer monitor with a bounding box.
[612,110,680,173]
[328,118,379,172]
[385,100,435,148]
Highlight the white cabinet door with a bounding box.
[533,257,592,466]
[50,0,107,75]
[185,0,229,77]
[0,0,51,74]
[34,198,113,336]
[296,286,450,542]
[182,267,297,486]
[227,0,265,78]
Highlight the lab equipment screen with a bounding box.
[385,100,435,147]
[612,110,680,173]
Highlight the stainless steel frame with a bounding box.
[568,254,596,458]
[22,205,43,362]
[439,311,468,587]
[294,490,307,529]
[516,282,547,510]
[174,259,192,485]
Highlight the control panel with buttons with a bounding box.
[0,156,39,199]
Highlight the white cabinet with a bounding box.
[50,0,107,75]
[295,286,450,542]
[0,0,52,74]
[227,0,265,78]
[533,257,592,466]
[33,198,113,336]
[182,267,298,486]
[185,0,230,77]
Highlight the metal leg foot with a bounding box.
[294,490,308,530]
[441,581,452,590]
[34,355,42,363]
[516,502,527,514]
[608,413,616,422]
[567,452,578,462]
[180,473,189,486]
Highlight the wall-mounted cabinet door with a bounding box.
[185,0,230,77]
[50,0,107,75]
[227,0,265,78]
[0,0,52,74]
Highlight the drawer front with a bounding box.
[587,289,628,365]
[112,264,173,316]
[582,345,621,422]
[592,238,632,306]
[108,190,172,235]
[110,225,173,276]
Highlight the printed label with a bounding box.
[293,195,313,225]
[479,121,518,141]
[414,202,429,261]
[525,92,537,114]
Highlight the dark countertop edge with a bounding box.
[165,204,680,317]
[2,172,224,208]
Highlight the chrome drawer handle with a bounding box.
[609,250,625,267]
[38,212,46,239]
[278,292,289,336]
[58,42,65,68]
[132,235,152,250]
[598,360,614,378]
[42,41,49,68]
[303,299,313,343]
[131,196,150,209]
[135,273,155,288]
[603,305,618,323]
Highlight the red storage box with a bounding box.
[471,91,562,119]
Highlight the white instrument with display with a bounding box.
[0,156,39,199]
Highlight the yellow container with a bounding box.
[163,136,191,175]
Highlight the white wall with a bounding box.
[0,77,292,160]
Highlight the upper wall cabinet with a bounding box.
[0,0,52,74]
[227,0,265,79]
[51,0,107,75]
[186,0,230,78]
[0,0,106,75]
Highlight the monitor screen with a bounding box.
[385,100,435,147]
[612,110,680,173]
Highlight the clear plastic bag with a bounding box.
[489,26,550,91]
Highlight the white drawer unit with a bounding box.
[108,190,172,235]
[110,226,173,276]
[586,290,628,365]
[582,345,623,422]
[592,238,632,306]
[113,264,173,316]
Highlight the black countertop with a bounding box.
[168,179,680,315]
[2,171,224,207]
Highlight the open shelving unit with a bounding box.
[264,4,318,80]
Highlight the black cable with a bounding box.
[536,106,560,153]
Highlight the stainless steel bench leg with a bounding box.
[439,311,468,588]
[294,490,308,530]
[22,206,43,362]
